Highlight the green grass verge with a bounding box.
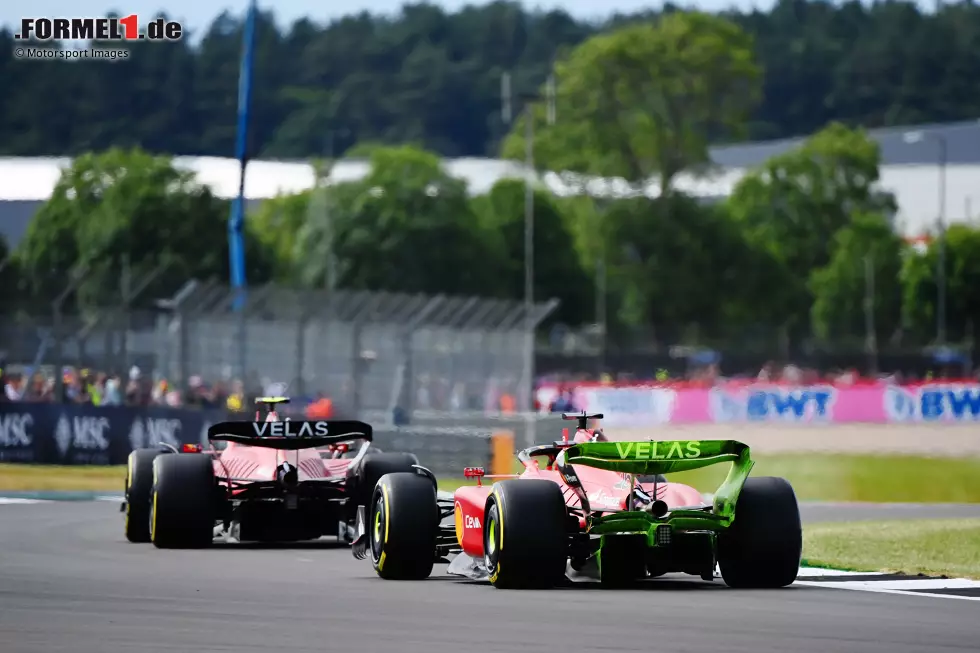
[0,464,128,492]
[3,453,980,503]
[803,518,980,579]
[0,464,480,493]
[666,454,980,504]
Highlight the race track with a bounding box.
[1,502,977,653]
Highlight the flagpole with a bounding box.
[229,0,257,381]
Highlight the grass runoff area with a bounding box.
[3,456,979,578]
[3,453,980,501]
[803,519,980,580]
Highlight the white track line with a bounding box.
[797,567,886,577]
[0,498,52,504]
[794,580,980,602]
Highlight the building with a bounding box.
[1,119,978,249]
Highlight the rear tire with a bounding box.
[151,454,216,549]
[349,452,422,511]
[369,472,439,580]
[718,476,802,588]
[484,480,567,589]
[125,448,163,543]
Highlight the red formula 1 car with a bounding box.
[122,397,423,548]
[353,411,802,589]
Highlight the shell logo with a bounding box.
[454,501,464,544]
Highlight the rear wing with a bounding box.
[561,439,748,476]
[558,439,755,522]
[207,420,372,450]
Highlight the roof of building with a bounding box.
[711,119,980,168]
[0,119,977,247]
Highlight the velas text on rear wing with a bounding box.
[251,421,330,438]
[615,441,702,460]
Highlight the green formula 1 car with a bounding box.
[354,415,803,589]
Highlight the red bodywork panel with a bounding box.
[452,428,704,558]
[208,410,352,491]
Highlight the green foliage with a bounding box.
[14,148,272,310]
[502,13,760,192]
[472,179,592,324]
[249,190,312,284]
[0,235,18,311]
[3,3,980,158]
[9,3,980,350]
[809,213,905,343]
[901,225,980,343]
[598,194,781,342]
[726,123,896,329]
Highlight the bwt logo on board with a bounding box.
[709,387,836,423]
[885,385,980,422]
[14,15,183,42]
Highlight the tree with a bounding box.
[596,193,780,345]
[472,179,592,324]
[14,148,272,309]
[5,4,980,159]
[726,122,897,330]
[292,145,507,296]
[809,212,905,345]
[0,235,20,312]
[901,224,980,345]
[500,12,761,194]
[248,159,334,284]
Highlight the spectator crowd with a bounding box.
[0,364,248,412]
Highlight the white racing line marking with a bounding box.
[794,578,980,602]
[712,564,980,601]
[793,569,980,602]
[0,498,53,504]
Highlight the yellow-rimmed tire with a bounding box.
[369,473,438,580]
[124,448,164,543]
[484,480,567,589]
[150,454,215,549]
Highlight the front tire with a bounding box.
[718,476,802,588]
[484,480,567,589]
[369,472,439,580]
[151,454,216,549]
[125,448,163,542]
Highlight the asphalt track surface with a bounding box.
[1,502,978,653]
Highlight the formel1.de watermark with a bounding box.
[14,46,131,61]
[12,15,182,62]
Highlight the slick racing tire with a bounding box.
[151,454,216,549]
[718,476,802,588]
[125,448,164,543]
[349,452,423,510]
[484,480,567,589]
[369,472,438,580]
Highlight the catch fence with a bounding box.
[2,280,560,420]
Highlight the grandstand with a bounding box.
[1,119,978,248]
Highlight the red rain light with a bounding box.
[181,444,202,453]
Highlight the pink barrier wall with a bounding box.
[547,383,980,426]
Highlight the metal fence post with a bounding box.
[51,266,89,400]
